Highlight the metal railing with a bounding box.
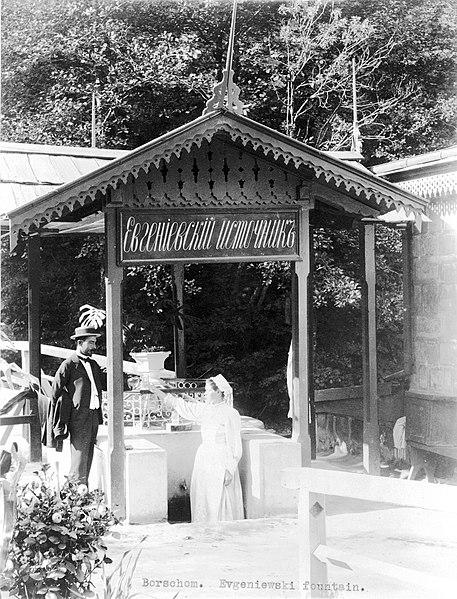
[101,379,207,429]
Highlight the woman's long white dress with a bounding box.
[172,397,244,523]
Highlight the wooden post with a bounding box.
[105,207,126,518]
[359,223,380,475]
[172,263,186,378]
[298,487,327,598]
[402,223,413,375]
[27,235,42,462]
[308,225,316,459]
[291,202,312,466]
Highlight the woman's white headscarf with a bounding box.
[210,374,233,407]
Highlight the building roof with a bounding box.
[0,142,129,216]
[5,109,428,247]
[372,146,457,177]
[371,146,457,202]
[371,145,457,226]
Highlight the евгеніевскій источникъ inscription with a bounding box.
[119,211,298,263]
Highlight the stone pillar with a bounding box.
[407,209,457,450]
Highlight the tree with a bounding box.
[342,0,457,161]
[264,0,401,148]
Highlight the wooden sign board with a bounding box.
[119,210,299,264]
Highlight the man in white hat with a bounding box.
[47,327,105,486]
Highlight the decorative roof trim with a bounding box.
[394,172,457,201]
[7,110,427,246]
[202,0,244,116]
[0,141,129,159]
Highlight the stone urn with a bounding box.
[130,350,171,374]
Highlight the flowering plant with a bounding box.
[130,345,167,353]
[0,464,118,599]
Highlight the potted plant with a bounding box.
[78,305,171,373]
[128,346,171,373]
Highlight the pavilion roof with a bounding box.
[5,110,429,247]
[0,142,128,216]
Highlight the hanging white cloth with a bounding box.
[287,340,294,419]
[393,416,406,460]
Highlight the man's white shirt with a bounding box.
[77,352,100,410]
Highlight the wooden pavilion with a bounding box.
[2,2,428,517]
[4,106,428,516]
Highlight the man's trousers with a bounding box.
[68,407,99,486]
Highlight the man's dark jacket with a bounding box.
[42,353,105,450]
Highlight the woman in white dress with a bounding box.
[161,374,244,523]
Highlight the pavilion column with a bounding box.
[359,223,380,475]
[172,264,186,378]
[105,207,125,518]
[291,201,313,466]
[27,234,42,462]
[402,223,413,375]
[308,225,316,459]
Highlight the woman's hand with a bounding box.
[224,470,233,486]
[152,386,173,409]
[161,394,175,411]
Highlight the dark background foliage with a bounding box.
[1,0,456,431]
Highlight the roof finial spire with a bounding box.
[203,0,245,115]
[351,57,362,154]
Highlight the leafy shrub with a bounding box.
[0,465,118,599]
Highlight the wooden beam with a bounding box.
[283,466,457,598]
[298,487,328,598]
[6,342,140,375]
[0,415,36,426]
[402,224,413,375]
[314,383,392,403]
[291,202,312,466]
[105,207,126,518]
[308,226,316,459]
[314,544,453,593]
[281,466,457,513]
[359,223,380,475]
[172,263,186,377]
[27,235,42,462]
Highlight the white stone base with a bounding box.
[124,438,168,524]
[239,429,301,518]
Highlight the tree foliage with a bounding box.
[2,0,455,156]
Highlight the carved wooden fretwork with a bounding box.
[203,69,244,116]
[9,112,426,245]
[125,138,301,209]
[203,0,244,116]
[396,172,457,203]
